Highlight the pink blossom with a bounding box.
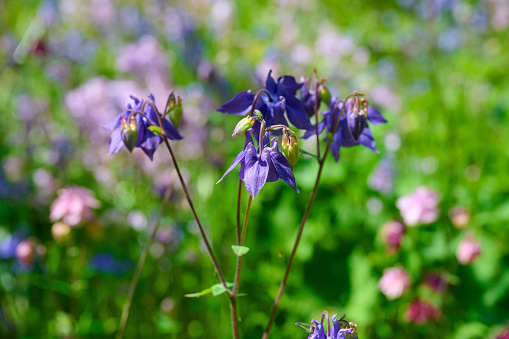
[396,187,440,226]
[422,273,447,293]
[379,267,410,300]
[50,186,100,226]
[405,299,440,324]
[382,220,405,253]
[497,329,509,339]
[16,240,36,266]
[449,206,470,229]
[456,234,481,264]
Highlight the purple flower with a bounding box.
[300,77,320,117]
[217,70,312,130]
[217,137,298,197]
[104,94,182,160]
[307,315,354,339]
[89,253,133,275]
[304,97,386,162]
[405,299,440,324]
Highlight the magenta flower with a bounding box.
[422,273,447,293]
[396,187,440,226]
[405,299,440,324]
[50,186,100,226]
[381,220,405,253]
[379,266,410,299]
[497,329,509,339]
[456,234,481,264]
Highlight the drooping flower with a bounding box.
[304,97,386,162]
[217,70,312,130]
[381,220,405,253]
[396,187,440,226]
[300,314,354,339]
[104,94,182,160]
[50,186,100,226]
[300,77,321,117]
[217,137,298,197]
[379,266,410,300]
[456,234,481,264]
[405,299,440,324]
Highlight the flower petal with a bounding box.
[285,95,313,130]
[357,125,379,152]
[217,149,247,184]
[262,148,279,183]
[270,149,299,193]
[109,128,124,154]
[162,119,183,140]
[367,106,387,125]
[278,75,302,96]
[244,146,269,197]
[140,133,163,160]
[217,90,256,116]
[309,320,326,339]
[265,70,277,95]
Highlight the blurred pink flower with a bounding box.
[16,240,36,266]
[456,234,481,264]
[422,273,447,293]
[497,329,509,339]
[382,220,406,253]
[396,187,440,226]
[50,186,100,226]
[449,206,470,229]
[405,299,440,324]
[379,266,410,300]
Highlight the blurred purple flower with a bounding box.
[89,253,133,275]
[217,137,298,197]
[50,186,100,226]
[368,159,394,193]
[423,273,447,293]
[396,187,440,226]
[217,70,312,130]
[456,234,481,264]
[405,299,440,324]
[379,266,410,299]
[304,97,386,162]
[0,229,27,259]
[381,220,405,253]
[104,94,183,160]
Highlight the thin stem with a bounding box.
[150,101,230,291]
[249,89,272,118]
[230,300,240,339]
[116,185,172,339]
[236,179,242,245]
[258,120,265,154]
[262,93,352,339]
[313,68,321,162]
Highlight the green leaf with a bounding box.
[232,245,250,256]
[184,282,233,298]
[300,149,317,159]
[148,126,163,135]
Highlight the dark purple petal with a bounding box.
[109,128,124,154]
[331,315,340,339]
[302,121,326,139]
[140,133,162,160]
[145,102,160,126]
[330,124,344,163]
[367,106,387,125]
[217,149,247,184]
[162,119,183,140]
[265,70,277,95]
[300,77,318,117]
[217,90,255,116]
[357,125,379,152]
[278,75,303,96]
[270,149,299,193]
[285,95,313,130]
[244,145,269,197]
[103,113,123,131]
[262,148,279,183]
[134,113,146,147]
[309,320,326,339]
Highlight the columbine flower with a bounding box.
[104,94,182,160]
[300,77,320,117]
[456,234,481,264]
[50,186,100,226]
[405,299,440,324]
[217,70,312,130]
[217,137,298,197]
[379,266,410,299]
[304,97,386,162]
[298,313,355,339]
[396,187,440,226]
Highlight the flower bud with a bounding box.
[346,98,367,142]
[121,116,138,152]
[165,92,183,128]
[449,206,470,229]
[51,222,72,243]
[319,85,332,106]
[16,239,36,266]
[232,116,255,137]
[282,134,299,170]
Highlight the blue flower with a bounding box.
[217,136,298,197]
[217,70,312,130]
[104,94,183,160]
[304,97,387,162]
[89,253,133,275]
[308,316,354,339]
[300,77,320,117]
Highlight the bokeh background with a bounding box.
[1,0,509,338]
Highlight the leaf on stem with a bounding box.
[148,126,163,135]
[184,282,234,298]
[231,245,250,256]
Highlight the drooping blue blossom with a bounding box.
[217,70,313,131]
[104,94,183,160]
[300,77,320,117]
[307,316,353,339]
[217,136,298,197]
[304,97,387,162]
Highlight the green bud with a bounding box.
[253,109,264,121]
[121,116,138,152]
[319,85,332,106]
[282,134,299,170]
[232,116,255,137]
[165,92,183,128]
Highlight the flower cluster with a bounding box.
[104,94,182,160]
[296,312,357,339]
[50,186,100,226]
